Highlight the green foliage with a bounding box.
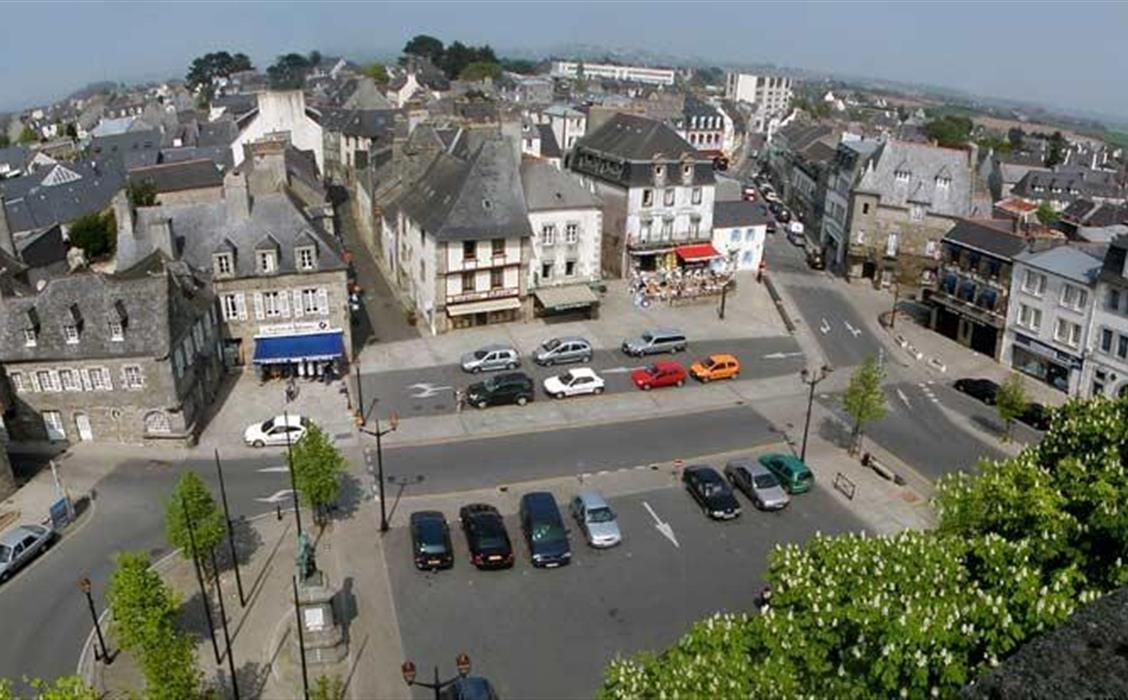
[977,135,1013,154]
[924,115,973,148]
[995,373,1029,442]
[164,471,226,565]
[1007,127,1025,148]
[64,123,78,140]
[794,97,831,119]
[842,356,887,454]
[363,62,389,84]
[1035,200,1060,227]
[440,41,496,80]
[310,674,346,700]
[67,210,116,259]
[499,58,538,75]
[459,61,502,82]
[1045,130,1067,167]
[267,51,319,90]
[0,676,98,700]
[127,179,157,208]
[107,552,202,700]
[290,422,347,523]
[402,34,445,64]
[185,50,253,105]
[18,126,38,144]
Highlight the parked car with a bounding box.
[806,246,826,270]
[777,208,792,224]
[621,328,687,356]
[0,525,55,583]
[766,220,778,235]
[724,459,790,511]
[519,492,572,568]
[439,677,499,700]
[787,230,805,247]
[409,511,454,571]
[757,453,814,494]
[953,378,1000,405]
[460,344,520,373]
[631,360,687,390]
[690,353,741,382]
[533,336,593,366]
[459,504,514,569]
[1018,402,1052,431]
[244,414,308,448]
[683,465,742,520]
[570,490,622,548]
[543,367,605,399]
[768,200,782,216]
[467,372,535,409]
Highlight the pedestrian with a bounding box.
[758,584,773,611]
[455,388,465,413]
[285,377,298,403]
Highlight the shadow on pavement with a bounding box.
[971,414,1005,439]
[215,516,265,571]
[817,415,853,450]
[331,472,364,523]
[385,475,426,527]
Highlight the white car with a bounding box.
[244,415,309,447]
[543,368,606,399]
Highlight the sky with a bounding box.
[2,1,1127,122]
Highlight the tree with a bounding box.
[267,52,316,90]
[310,675,346,700]
[924,115,973,148]
[0,132,9,148]
[1035,200,1060,227]
[1045,130,1067,167]
[18,126,38,144]
[107,552,201,700]
[290,422,347,525]
[841,355,887,455]
[363,62,389,84]
[67,211,116,259]
[164,471,226,568]
[402,34,445,64]
[500,58,538,75]
[459,61,502,82]
[128,179,158,207]
[994,373,1028,442]
[0,676,98,700]
[185,50,253,105]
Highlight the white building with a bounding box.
[230,91,325,172]
[539,105,587,154]
[550,61,675,86]
[724,72,794,133]
[711,200,771,272]
[1080,236,1128,398]
[1002,245,1103,394]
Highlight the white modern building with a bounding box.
[539,105,588,154]
[230,90,325,172]
[724,72,793,132]
[550,61,675,86]
[1081,236,1128,398]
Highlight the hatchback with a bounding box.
[953,378,1000,405]
[466,372,535,409]
[409,511,454,571]
[0,524,55,583]
[519,492,571,568]
[244,414,308,448]
[533,337,593,366]
[758,453,814,494]
[725,459,790,510]
[571,490,622,548]
[683,465,742,520]
[459,504,514,570]
[460,344,520,373]
[631,361,687,390]
[621,328,687,357]
[543,368,605,399]
[690,353,741,382]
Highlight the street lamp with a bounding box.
[359,400,399,533]
[78,577,111,664]
[799,365,833,462]
[402,653,472,700]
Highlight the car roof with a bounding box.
[495,372,532,382]
[270,414,305,426]
[645,327,683,336]
[706,353,737,363]
[566,367,598,378]
[576,489,610,509]
[521,491,558,510]
[687,464,722,479]
[762,453,807,470]
[461,503,500,518]
[477,343,514,352]
[728,458,769,475]
[651,360,683,371]
[549,335,588,344]
[410,510,446,525]
[0,526,42,545]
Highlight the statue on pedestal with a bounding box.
[296,532,317,582]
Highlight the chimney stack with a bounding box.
[151,218,175,259]
[224,169,251,221]
[111,190,134,238]
[0,195,15,257]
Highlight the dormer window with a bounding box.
[653,165,665,179]
[64,304,83,344]
[23,328,37,347]
[109,321,124,341]
[63,325,79,344]
[296,246,317,271]
[935,176,951,189]
[257,250,276,274]
[895,170,911,183]
[214,252,234,277]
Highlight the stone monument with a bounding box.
[293,533,347,664]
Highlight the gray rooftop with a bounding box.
[520,158,599,212]
[1012,166,1125,203]
[943,220,1030,259]
[128,159,223,193]
[857,140,972,217]
[1015,244,1104,284]
[0,159,125,234]
[713,200,774,229]
[536,125,562,159]
[576,112,700,162]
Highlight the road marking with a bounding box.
[257,466,290,473]
[843,321,862,338]
[601,367,637,374]
[819,318,831,335]
[896,388,911,408]
[255,489,296,504]
[642,501,679,548]
[407,382,453,399]
[763,351,804,359]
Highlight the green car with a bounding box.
[757,453,814,494]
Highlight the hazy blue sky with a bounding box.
[2,1,1126,120]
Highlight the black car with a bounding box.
[777,208,792,224]
[953,378,1000,405]
[1018,402,1052,431]
[683,465,742,520]
[768,201,782,216]
[459,504,514,569]
[806,247,826,270]
[519,492,572,568]
[409,511,454,571]
[466,372,535,409]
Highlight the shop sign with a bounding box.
[257,320,333,336]
[1014,333,1082,369]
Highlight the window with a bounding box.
[214,253,233,276]
[222,294,240,321]
[174,348,184,378]
[565,260,576,277]
[37,370,59,392]
[935,176,951,189]
[109,321,124,341]
[691,187,702,205]
[885,233,899,258]
[661,218,673,237]
[1054,318,1082,347]
[1100,328,1113,353]
[420,260,426,280]
[257,250,276,274]
[144,411,171,434]
[640,218,653,240]
[262,291,282,317]
[642,189,653,207]
[301,288,322,314]
[1017,304,1042,331]
[297,247,316,271]
[1022,270,1047,296]
[89,367,112,391]
[462,272,476,293]
[463,240,477,260]
[123,365,144,389]
[565,223,578,244]
[895,170,910,183]
[490,269,504,289]
[682,164,692,180]
[492,238,505,257]
[63,325,79,344]
[541,263,553,280]
[730,229,741,243]
[910,204,925,222]
[1108,289,1122,312]
[1119,335,1128,360]
[10,372,25,392]
[23,329,36,347]
[663,188,675,206]
[542,224,556,246]
[1060,284,1089,311]
[689,218,701,237]
[59,368,79,392]
[653,165,665,179]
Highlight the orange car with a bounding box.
[690,354,741,382]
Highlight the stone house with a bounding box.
[230,91,325,172]
[127,159,224,206]
[1080,235,1128,398]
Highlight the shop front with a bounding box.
[446,295,523,330]
[1010,333,1080,393]
[533,284,600,320]
[252,321,346,382]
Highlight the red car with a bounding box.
[631,360,687,390]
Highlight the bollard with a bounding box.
[276,503,282,521]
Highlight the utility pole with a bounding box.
[208,546,240,700]
[213,449,245,606]
[183,502,221,665]
[799,365,833,463]
[283,411,303,539]
[359,400,399,533]
[292,576,310,700]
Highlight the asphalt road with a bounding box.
[359,335,805,419]
[387,483,865,699]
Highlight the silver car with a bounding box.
[0,524,55,583]
[460,344,520,373]
[724,459,791,511]
[621,328,687,357]
[533,336,593,366]
[571,490,622,548]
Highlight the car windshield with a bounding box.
[483,376,500,391]
[703,482,725,496]
[753,474,779,489]
[646,364,660,375]
[416,521,448,554]
[261,418,275,431]
[531,522,565,542]
[587,506,615,523]
[0,545,9,563]
[543,339,561,350]
[700,357,715,368]
[559,371,575,383]
[473,349,489,359]
[641,332,654,343]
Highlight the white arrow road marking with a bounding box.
[255,489,295,504]
[819,318,831,335]
[896,388,911,408]
[601,366,639,374]
[763,351,804,359]
[257,466,289,473]
[407,382,454,399]
[642,501,679,548]
[843,321,862,338]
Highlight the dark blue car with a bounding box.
[519,492,571,568]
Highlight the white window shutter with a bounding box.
[139,366,146,388]
[121,366,129,388]
[279,290,290,318]
[292,289,303,317]
[317,288,329,315]
[29,372,41,392]
[80,368,93,391]
[49,370,61,391]
[175,348,184,378]
[102,367,113,391]
[236,293,247,320]
[253,292,265,320]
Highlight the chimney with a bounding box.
[224,169,251,221]
[151,217,175,259]
[244,140,287,196]
[0,195,14,257]
[111,190,133,238]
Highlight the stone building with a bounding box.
[1080,235,1128,398]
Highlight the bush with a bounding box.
[67,211,116,259]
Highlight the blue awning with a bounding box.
[252,332,344,364]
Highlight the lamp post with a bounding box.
[799,365,833,463]
[283,410,303,540]
[213,449,245,606]
[208,546,240,700]
[78,577,111,664]
[359,400,398,533]
[291,575,310,700]
[402,653,472,700]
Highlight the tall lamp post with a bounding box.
[799,365,833,463]
[283,410,303,539]
[402,653,472,700]
[359,400,399,533]
[78,577,111,664]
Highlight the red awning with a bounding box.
[675,244,721,262]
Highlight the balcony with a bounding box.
[941,261,1009,291]
[446,286,520,305]
[930,287,1005,327]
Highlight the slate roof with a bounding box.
[89,128,163,170]
[713,200,774,229]
[575,112,700,162]
[128,159,223,193]
[397,136,531,242]
[942,219,1029,259]
[319,107,396,140]
[857,140,973,217]
[536,125,562,159]
[0,159,125,234]
[1015,244,1103,284]
[520,158,598,212]
[0,145,31,172]
[1012,166,1126,203]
